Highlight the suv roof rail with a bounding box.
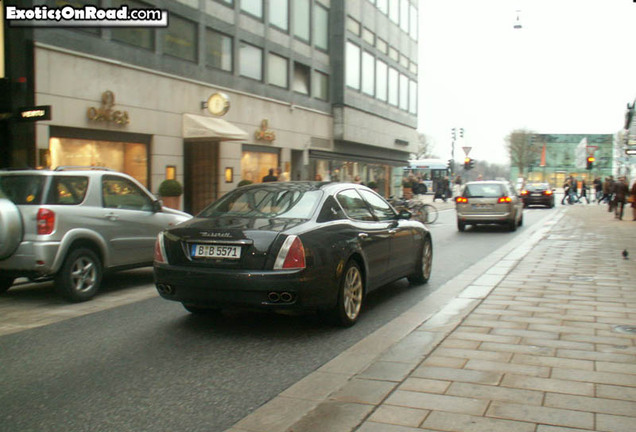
[54,166,115,172]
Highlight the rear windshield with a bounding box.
[0,175,46,205]
[464,183,506,198]
[199,187,323,219]
[526,183,549,192]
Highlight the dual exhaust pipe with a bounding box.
[267,291,295,304]
[156,283,175,295]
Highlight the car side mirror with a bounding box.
[397,209,412,220]
[152,200,163,213]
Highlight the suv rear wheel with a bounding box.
[55,248,103,302]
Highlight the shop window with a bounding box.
[346,41,361,90]
[206,29,233,72]
[376,59,387,101]
[241,0,263,19]
[362,52,375,96]
[268,53,289,88]
[293,62,310,95]
[293,0,310,42]
[270,0,289,31]
[164,15,197,62]
[241,150,279,184]
[111,0,154,51]
[239,42,263,81]
[313,3,329,51]
[313,70,329,101]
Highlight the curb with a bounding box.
[226,209,566,432]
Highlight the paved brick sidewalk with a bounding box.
[229,205,636,432]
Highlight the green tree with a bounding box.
[411,133,435,160]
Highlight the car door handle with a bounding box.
[104,212,119,221]
[358,233,369,239]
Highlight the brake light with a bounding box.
[520,190,528,196]
[154,232,167,264]
[37,208,55,235]
[543,190,553,195]
[498,196,512,203]
[456,197,468,203]
[274,235,306,270]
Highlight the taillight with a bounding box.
[456,197,468,203]
[37,208,55,235]
[498,196,512,203]
[543,190,553,195]
[274,235,306,270]
[520,190,528,196]
[154,232,167,264]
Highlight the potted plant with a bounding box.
[158,179,183,210]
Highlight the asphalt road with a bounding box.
[0,205,559,432]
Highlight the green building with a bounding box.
[511,133,614,188]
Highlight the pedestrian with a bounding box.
[593,177,602,202]
[613,176,629,220]
[443,176,451,201]
[262,168,278,182]
[433,178,444,202]
[630,179,636,221]
[276,168,289,182]
[608,176,617,213]
[579,179,589,204]
[353,175,364,185]
[413,177,427,202]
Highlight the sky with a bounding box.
[417,0,636,165]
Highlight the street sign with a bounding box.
[462,146,472,155]
[625,148,636,156]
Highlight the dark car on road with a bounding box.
[154,182,433,326]
[520,183,555,208]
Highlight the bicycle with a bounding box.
[389,197,438,224]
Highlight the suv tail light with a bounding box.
[520,190,528,196]
[37,208,55,235]
[498,196,512,203]
[456,197,468,203]
[274,235,306,270]
[154,232,167,264]
[543,190,553,195]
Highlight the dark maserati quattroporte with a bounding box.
[154,182,432,326]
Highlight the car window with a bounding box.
[336,189,375,221]
[464,184,505,198]
[358,189,395,221]
[46,176,88,205]
[0,175,46,204]
[200,187,322,219]
[316,195,346,222]
[102,176,153,211]
[526,183,548,191]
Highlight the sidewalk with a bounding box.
[227,204,636,432]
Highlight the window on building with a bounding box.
[313,3,329,51]
[377,0,388,15]
[376,59,387,101]
[293,0,310,42]
[388,67,398,106]
[241,0,263,19]
[313,70,329,100]
[400,54,409,69]
[293,62,311,94]
[409,80,417,114]
[400,0,409,33]
[346,16,361,36]
[362,27,375,46]
[270,0,288,31]
[346,41,361,90]
[377,38,388,54]
[362,51,375,96]
[164,15,197,62]
[389,0,399,23]
[399,73,409,110]
[217,0,233,5]
[410,4,418,39]
[409,61,417,75]
[268,53,288,88]
[239,42,263,81]
[205,29,232,71]
[111,0,154,50]
[389,47,399,62]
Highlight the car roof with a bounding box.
[0,167,125,177]
[237,181,371,193]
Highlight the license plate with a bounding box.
[191,244,241,259]
[531,193,542,196]
[472,204,493,210]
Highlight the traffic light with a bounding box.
[469,159,475,169]
[460,128,464,138]
[464,157,472,170]
[586,156,595,170]
[447,159,454,171]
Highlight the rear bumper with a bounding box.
[0,241,59,276]
[153,263,337,311]
[523,196,553,206]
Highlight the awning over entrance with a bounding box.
[182,114,249,141]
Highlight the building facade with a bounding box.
[1,0,419,214]
[511,134,614,187]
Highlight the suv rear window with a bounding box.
[46,176,89,205]
[464,183,505,198]
[0,175,46,204]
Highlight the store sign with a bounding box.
[87,90,130,125]
[18,105,51,121]
[254,119,276,142]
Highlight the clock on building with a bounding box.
[206,92,230,116]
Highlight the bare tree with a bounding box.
[506,129,540,176]
[411,133,435,160]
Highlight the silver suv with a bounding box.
[0,167,191,301]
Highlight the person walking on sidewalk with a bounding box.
[600,176,612,205]
[613,176,629,220]
[579,179,590,204]
[593,177,603,202]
